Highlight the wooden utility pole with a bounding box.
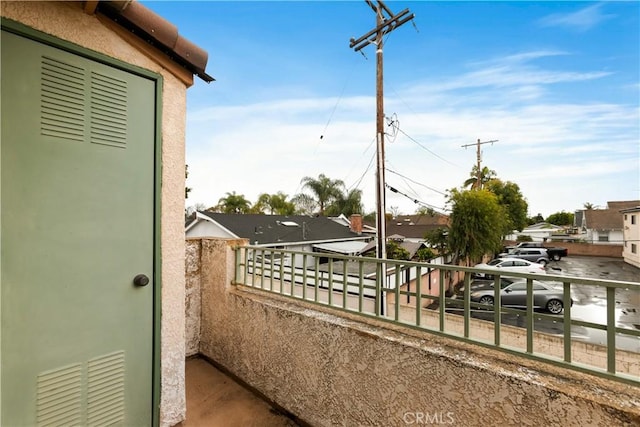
[350,1,414,263]
[461,138,498,189]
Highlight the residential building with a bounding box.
[186,211,371,265]
[385,213,450,243]
[1,2,211,425]
[506,222,565,242]
[574,200,640,244]
[621,206,640,268]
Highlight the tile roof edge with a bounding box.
[97,0,214,82]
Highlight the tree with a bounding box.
[325,188,363,217]
[185,165,192,199]
[583,202,595,210]
[216,191,252,214]
[447,189,507,265]
[484,179,528,233]
[424,227,449,257]
[415,206,436,216]
[527,213,545,225]
[546,211,574,226]
[463,165,496,190]
[253,192,296,215]
[386,241,411,260]
[416,247,436,261]
[291,193,317,216]
[298,174,345,216]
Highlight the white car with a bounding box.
[474,257,547,278]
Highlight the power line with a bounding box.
[385,169,447,196]
[394,124,460,168]
[385,183,449,213]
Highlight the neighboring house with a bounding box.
[186,211,372,265]
[506,222,565,242]
[330,213,377,236]
[621,206,640,268]
[1,2,211,425]
[385,213,450,243]
[575,200,640,244]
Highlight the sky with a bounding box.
[143,1,639,218]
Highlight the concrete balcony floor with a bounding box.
[178,357,301,427]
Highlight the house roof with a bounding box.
[94,0,213,82]
[607,200,640,210]
[192,212,369,246]
[359,239,427,259]
[385,213,449,239]
[584,209,624,231]
[579,200,640,231]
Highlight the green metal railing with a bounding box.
[234,245,640,386]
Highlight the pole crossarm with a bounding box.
[350,8,414,52]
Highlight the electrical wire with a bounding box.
[385,183,449,213]
[385,169,447,196]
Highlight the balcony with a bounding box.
[184,237,640,426]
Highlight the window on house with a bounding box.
[632,215,636,225]
[632,243,637,254]
[598,233,609,242]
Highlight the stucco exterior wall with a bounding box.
[190,237,639,426]
[1,2,188,425]
[623,212,640,268]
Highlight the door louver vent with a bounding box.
[41,56,85,141]
[87,351,125,426]
[36,363,83,427]
[90,71,127,148]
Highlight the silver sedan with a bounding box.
[470,278,572,314]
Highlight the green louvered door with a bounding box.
[1,30,155,426]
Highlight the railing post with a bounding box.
[463,272,471,338]
[563,281,572,363]
[493,274,501,346]
[606,286,616,373]
[343,259,348,309]
[526,278,534,354]
[415,266,422,327]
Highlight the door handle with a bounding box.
[133,274,150,287]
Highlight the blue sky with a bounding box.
[143,1,639,217]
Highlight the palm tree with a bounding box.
[299,174,345,216]
[216,191,251,214]
[253,192,295,215]
[464,165,497,190]
[583,202,595,210]
[325,188,363,217]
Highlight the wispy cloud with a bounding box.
[407,50,611,97]
[538,3,615,32]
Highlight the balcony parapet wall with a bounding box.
[186,238,640,426]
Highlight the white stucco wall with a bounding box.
[623,211,640,268]
[1,2,188,425]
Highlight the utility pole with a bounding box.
[350,0,414,317]
[461,138,498,189]
[350,1,414,263]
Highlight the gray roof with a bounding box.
[195,212,368,246]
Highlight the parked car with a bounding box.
[502,242,568,261]
[473,257,546,278]
[470,278,572,314]
[497,248,550,265]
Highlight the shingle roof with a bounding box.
[607,200,640,210]
[196,212,368,245]
[584,209,623,231]
[385,213,450,239]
